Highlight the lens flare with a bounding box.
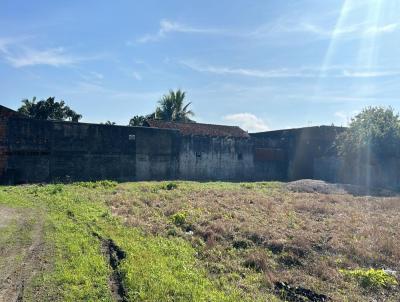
[320,0,353,77]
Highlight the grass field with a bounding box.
[0,181,399,301]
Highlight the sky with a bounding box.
[1,0,400,132]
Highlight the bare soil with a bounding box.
[0,206,45,302]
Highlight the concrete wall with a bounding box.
[0,116,180,184]
[0,117,9,180]
[314,156,400,189]
[251,126,344,181]
[0,118,347,184]
[178,136,254,181]
[3,115,399,189]
[0,115,254,184]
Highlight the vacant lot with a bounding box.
[0,181,399,301]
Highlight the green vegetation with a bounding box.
[129,89,194,126]
[154,89,194,122]
[1,181,399,301]
[336,106,400,160]
[170,211,187,226]
[340,268,398,289]
[18,96,82,122]
[0,183,246,301]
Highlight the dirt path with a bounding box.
[0,207,18,228]
[0,206,45,302]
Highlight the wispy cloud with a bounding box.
[135,16,399,45]
[181,61,400,79]
[0,38,12,53]
[181,61,316,78]
[79,71,104,84]
[5,47,84,67]
[253,21,399,39]
[342,70,400,78]
[365,23,398,35]
[137,19,225,43]
[0,36,32,54]
[0,36,100,68]
[223,113,269,132]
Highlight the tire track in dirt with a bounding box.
[0,206,46,302]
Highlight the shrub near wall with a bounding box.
[335,107,400,188]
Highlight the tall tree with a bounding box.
[18,97,82,122]
[155,89,194,122]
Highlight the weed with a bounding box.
[74,180,117,189]
[340,268,398,289]
[170,211,187,226]
[163,182,178,190]
[50,184,63,194]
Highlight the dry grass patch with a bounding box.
[105,181,400,301]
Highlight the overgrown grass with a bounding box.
[0,183,252,302]
[1,181,399,301]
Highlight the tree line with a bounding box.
[17,89,194,125]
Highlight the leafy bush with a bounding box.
[50,184,63,194]
[163,182,178,190]
[74,180,117,189]
[340,268,398,289]
[171,212,187,226]
[336,106,400,161]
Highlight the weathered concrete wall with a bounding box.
[178,136,254,181]
[313,157,343,183]
[315,156,400,189]
[0,106,23,180]
[251,138,288,181]
[134,126,180,180]
[4,114,399,189]
[0,117,9,179]
[1,116,180,184]
[251,126,344,181]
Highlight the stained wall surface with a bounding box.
[178,135,254,181]
[3,111,397,189]
[0,116,180,184]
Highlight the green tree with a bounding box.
[155,89,194,122]
[18,97,82,122]
[336,106,400,161]
[102,121,116,125]
[129,114,152,126]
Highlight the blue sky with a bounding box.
[1,0,400,131]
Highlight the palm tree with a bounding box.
[155,90,194,122]
[18,97,37,117]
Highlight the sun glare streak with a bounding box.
[319,0,353,76]
[315,0,396,107]
[356,0,384,70]
[313,0,352,99]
